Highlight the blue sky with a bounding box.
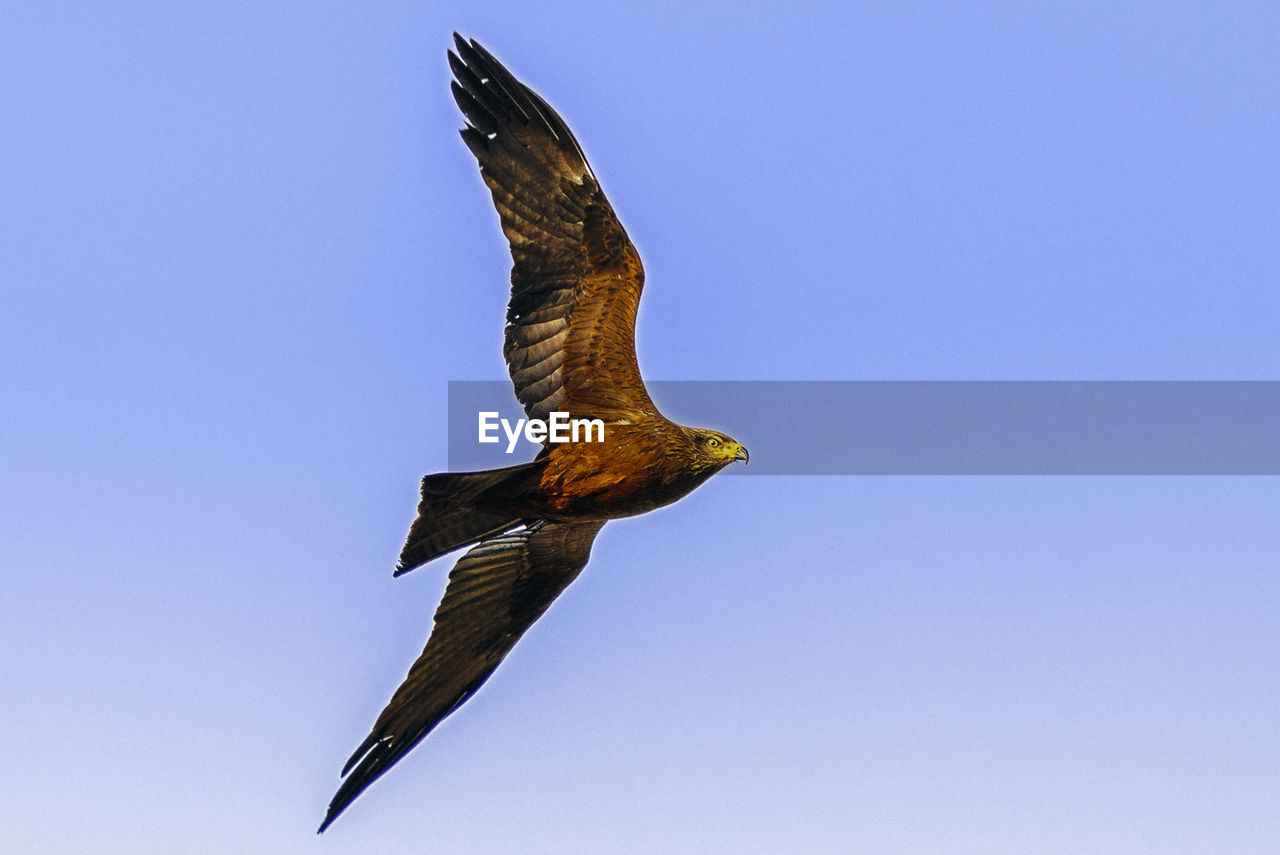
[3,2,1279,852]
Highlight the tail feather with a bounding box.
[394,464,539,575]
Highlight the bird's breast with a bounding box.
[533,424,705,520]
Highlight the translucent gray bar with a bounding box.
[447,381,1280,475]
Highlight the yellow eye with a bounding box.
[707,437,720,448]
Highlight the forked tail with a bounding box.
[394,462,540,575]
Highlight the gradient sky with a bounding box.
[4,2,1279,853]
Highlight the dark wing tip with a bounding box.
[317,798,345,834]
[446,34,592,174]
[318,735,394,833]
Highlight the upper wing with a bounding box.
[450,34,657,424]
[319,519,606,833]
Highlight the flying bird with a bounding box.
[320,34,747,833]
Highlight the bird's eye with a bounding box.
[707,437,720,448]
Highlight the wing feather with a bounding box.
[319,520,607,832]
[449,34,657,424]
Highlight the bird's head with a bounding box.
[691,428,749,468]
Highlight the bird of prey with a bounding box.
[319,34,747,833]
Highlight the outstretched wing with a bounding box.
[450,34,657,424]
[319,519,606,832]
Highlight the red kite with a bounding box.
[320,34,746,832]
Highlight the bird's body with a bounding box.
[320,34,745,833]
[528,421,733,517]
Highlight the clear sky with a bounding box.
[4,2,1279,853]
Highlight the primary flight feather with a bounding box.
[320,34,747,833]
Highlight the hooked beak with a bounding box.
[735,445,749,465]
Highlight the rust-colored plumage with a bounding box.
[319,34,746,833]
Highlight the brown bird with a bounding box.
[319,34,747,833]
